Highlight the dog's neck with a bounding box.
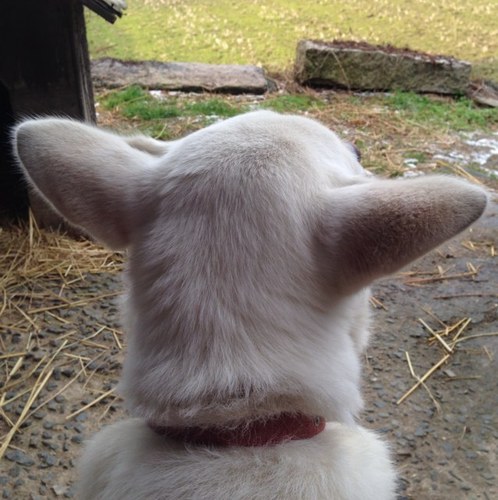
[148,413,326,447]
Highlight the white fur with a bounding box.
[79,419,394,500]
[13,111,487,499]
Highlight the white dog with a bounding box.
[14,111,487,499]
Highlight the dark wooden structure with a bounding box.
[0,0,124,225]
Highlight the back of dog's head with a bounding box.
[14,111,487,424]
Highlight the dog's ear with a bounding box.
[317,176,487,293]
[14,118,158,249]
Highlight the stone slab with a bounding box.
[468,80,498,108]
[91,58,270,94]
[295,40,472,95]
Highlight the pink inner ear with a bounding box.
[15,118,156,249]
[318,177,487,293]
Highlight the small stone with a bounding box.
[64,487,75,499]
[61,368,75,377]
[46,325,65,334]
[441,442,454,457]
[8,466,20,478]
[481,414,493,424]
[20,419,33,429]
[38,452,58,467]
[73,423,85,434]
[480,472,495,481]
[40,474,54,486]
[43,441,60,451]
[414,426,427,437]
[5,450,35,467]
[47,402,58,412]
[52,485,66,496]
[75,413,88,423]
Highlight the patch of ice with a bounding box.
[462,132,498,165]
[403,158,419,169]
[402,170,424,178]
[481,166,498,178]
[149,90,165,100]
[433,152,467,163]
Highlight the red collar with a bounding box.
[149,413,326,447]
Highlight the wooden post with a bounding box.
[0,0,96,226]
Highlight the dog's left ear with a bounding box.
[317,176,488,293]
[14,118,159,249]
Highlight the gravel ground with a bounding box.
[1,198,496,498]
[366,197,498,499]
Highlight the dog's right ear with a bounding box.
[317,176,487,294]
[14,118,160,249]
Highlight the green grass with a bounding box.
[97,88,498,185]
[102,86,498,135]
[183,99,241,117]
[403,151,429,163]
[86,0,498,80]
[101,86,180,119]
[102,87,326,123]
[101,86,247,123]
[385,92,498,130]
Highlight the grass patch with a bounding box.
[384,92,498,131]
[96,89,498,189]
[122,101,181,120]
[183,99,242,117]
[86,0,498,80]
[101,86,180,120]
[404,151,429,163]
[100,87,326,125]
[101,85,145,108]
[101,87,498,136]
[101,86,246,121]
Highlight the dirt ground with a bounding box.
[1,150,497,498]
[366,197,498,499]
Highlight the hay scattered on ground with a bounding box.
[396,240,498,407]
[0,216,124,460]
[397,314,498,406]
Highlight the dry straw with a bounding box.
[397,241,498,406]
[0,214,124,460]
